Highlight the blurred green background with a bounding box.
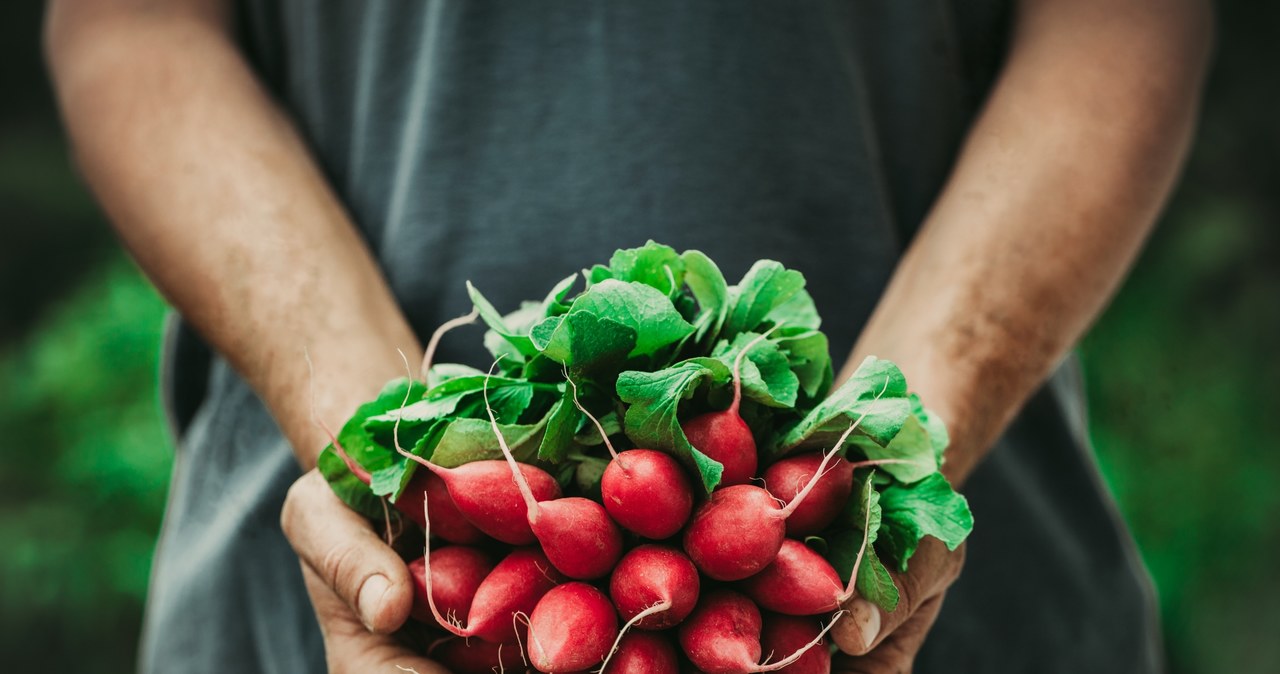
[2,3,1276,673]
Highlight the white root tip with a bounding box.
[729,323,784,414]
[838,475,876,604]
[564,368,620,461]
[484,358,540,516]
[752,610,847,672]
[595,599,674,673]
[420,308,480,380]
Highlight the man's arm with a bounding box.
[45,2,442,671]
[832,0,1212,669]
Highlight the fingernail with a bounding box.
[850,598,881,650]
[358,574,391,631]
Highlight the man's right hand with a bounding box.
[282,471,449,674]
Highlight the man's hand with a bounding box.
[281,471,448,674]
[830,540,965,673]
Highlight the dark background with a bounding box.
[2,3,1277,672]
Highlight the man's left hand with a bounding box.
[831,538,965,673]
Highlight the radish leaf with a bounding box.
[877,473,973,571]
[616,358,732,492]
[720,260,806,339]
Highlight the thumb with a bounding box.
[282,470,414,633]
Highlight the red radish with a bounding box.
[415,470,487,544]
[483,366,623,579]
[681,330,781,487]
[738,539,843,616]
[407,546,493,625]
[682,385,900,581]
[423,546,565,644]
[609,545,700,630]
[764,452,932,539]
[599,545,699,673]
[678,590,844,674]
[401,457,561,546]
[414,465,564,644]
[603,631,680,674]
[760,615,831,674]
[568,377,694,539]
[526,582,619,672]
[762,452,853,537]
[415,485,564,643]
[430,637,525,674]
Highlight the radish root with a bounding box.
[729,324,784,415]
[752,611,846,672]
[776,375,889,519]
[565,369,620,461]
[483,358,541,522]
[837,478,877,604]
[595,598,674,673]
[420,307,480,380]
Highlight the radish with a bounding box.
[762,452,853,537]
[608,545,700,630]
[677,589,843,674]
[415,486,566,643]
[526,582,619,673]
[682,385,903,581]
[424,546,566,644]
[759,615,831,674]
[598,545,699,673]
[395,457,561,546]
[568,376,694,539]
[680,330,780,487]
[602,631,680,674]
[430,637,525,674]
[415,470,487,544]
[737,539,843,616]
[483,367,623,579]
[407,546,493,625]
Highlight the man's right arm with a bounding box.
[46,1,444,670]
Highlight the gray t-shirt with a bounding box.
[142,2,1162,672]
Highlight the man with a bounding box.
[46,0,1211,671]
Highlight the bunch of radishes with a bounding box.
[318,243,972,673]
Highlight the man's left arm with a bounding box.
[831,0,1213,668]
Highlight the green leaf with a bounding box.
[429,417,548,468]
[847,414,939,483]
[607,241,685,296]
[720,260,806,338]
[910,393,950,463]
[829,471,900,612]
[775,329,833,399]
[574,410,622,446]
[574,455,610,501]
[542,274,579,315]
[533,280,694,370]
[337,378,427,475]
[856,547,900,613]
[713,332,799,408]
[468,281,538,357]
[877,473,973,572]
[774,356,912,462]
[532,311,638,371]
[616,359,732,492]
[317,446,385,520]
[682,249,729,341]
[765,288,821,331]
[536,389,581,463]
[568,280,695,357]
[426,363,485,388]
